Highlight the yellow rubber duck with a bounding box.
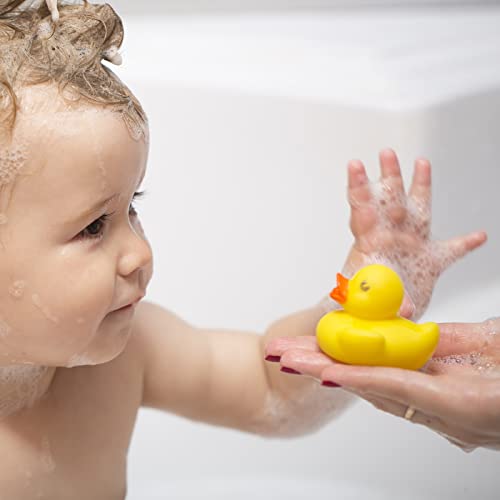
[316,264,439,370]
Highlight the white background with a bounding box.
[108,2,500,498]
[110,0,500,14]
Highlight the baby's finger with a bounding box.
[379,149,404,185]
[280,348,336,379]
[347,160,377,236]
[408,158,431,205]
[264,335,320,361]
[399,295,416,319]
[441,230,487,267]
[378,149,406,224]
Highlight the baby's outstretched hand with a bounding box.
[265,149,486,379]
[341,148,486,320]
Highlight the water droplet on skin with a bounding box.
[31,294,60,324]
[0,146,28,187]
[9,280,26,299]
[432,352,497,374]
[40,436,56,473]
[0,318,12,337]
[67,353,96,367]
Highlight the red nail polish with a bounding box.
[265,355,281,362]
[321,381,341,388]
[280,366,301,375]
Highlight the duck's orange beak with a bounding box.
[330,273,349,304]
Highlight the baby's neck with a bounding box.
[0,364,56,419]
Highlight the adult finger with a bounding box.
[280,348,336,379]
[319,363,469,421]
[264,335,320,361]
[433,322,491,357]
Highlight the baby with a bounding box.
[0,1,487,498]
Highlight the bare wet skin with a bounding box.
[427,318,500,378]
[0,322,144,500]
[0,83,153,498]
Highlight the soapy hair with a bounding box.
[0,0,147,139]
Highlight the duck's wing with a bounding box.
[416,322,440,350]
[337,326,386,357]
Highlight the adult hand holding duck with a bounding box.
[265,148,489,450]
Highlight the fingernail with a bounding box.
[280,366,301,375]
[265,355,281,363]
[321,381,341,388]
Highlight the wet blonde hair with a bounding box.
[0,0,147,139]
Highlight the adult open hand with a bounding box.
[267,319,500,452]
[324,319,500,452]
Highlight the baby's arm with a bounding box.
[134,300,343,436]
[135,150,485,437]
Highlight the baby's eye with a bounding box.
[78,213,113,241]
[77,191,145,242]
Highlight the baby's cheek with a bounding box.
[3,261,113,361]
[57,255,115,310]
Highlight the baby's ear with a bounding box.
[399,295,416,320]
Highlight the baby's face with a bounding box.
[0,94,153,367]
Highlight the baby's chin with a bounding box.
[64,344,127,368]
[63,321,134,368]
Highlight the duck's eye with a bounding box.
[360,280,370,292]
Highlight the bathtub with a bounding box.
[118,5,500,499]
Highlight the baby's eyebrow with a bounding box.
[68,193,119,225]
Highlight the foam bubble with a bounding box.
[40,436,56,473]
[248,383,355,437]
[9,280,25,299]
[432,352,497,375]
[0,146,27,187]
[0,318,12,337]
[67,352,96,368]
[0,365,49,418]
[36,21,53,41]
[483,317,500,335]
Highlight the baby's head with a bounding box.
[0,0,153,368]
